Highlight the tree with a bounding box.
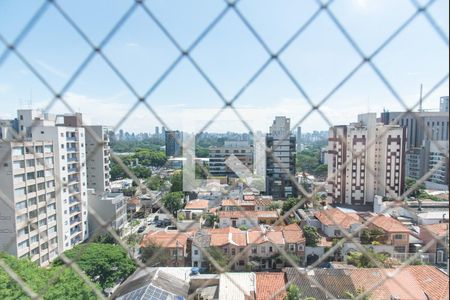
[205,214,219,227]
[207,247,230,273]
[0,253,97,299]
[405,177,426,198]
[162,192,184,215]
[346,250,389,268]
[146,175,162,191]
[53,243,136,290]
[282,197,300,214]
[268,201,281,211]
[91,231,118,244]
[360,228,385,245]
[170,171,183,192]
[130,165,152,179]
[303,226,320,247]
[285,284,301,300]
[141,242,171,267]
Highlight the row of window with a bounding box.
[12,145,53,156]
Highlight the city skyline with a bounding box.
[0,0,448,133]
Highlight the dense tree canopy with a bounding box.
[162,192,184,214]
[170,171,183,192]
[303,226,321,247]
[53,243,136,290]
[0,253,97,299]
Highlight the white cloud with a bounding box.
[35,60,68,79]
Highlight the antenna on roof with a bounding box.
[419,84,423,112]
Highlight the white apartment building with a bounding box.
[29,112,89,253]
[327,113,406,205]
[0,141,59,266]
[85,125,111,192]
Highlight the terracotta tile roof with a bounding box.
[141,230,190,248]
[421,223,449,237]
[256,273,286,300]
[370,215,410,233]
[243,195,255,200]
[185,199,209,210]
[207,227,242,234]
[254,198,273,207]
[406,265,449,300]
[273,223,305,244]
[221,199,255,206]
[314,208,360,229]
[247,231,284,245]
[210,232,247,247]
[349,268,427,300]
[218,210,278,219]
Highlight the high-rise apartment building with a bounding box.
[84,125,127,236]
[327,113,406,206]
[296,126,302,151]
[84,126,111,193]
[440,96,449,112]
[381,101,449,189]
[266,117,297,199]
[209,141,253,178]
[165,130,182,158]
[0,140,59,266]
[30,113,89,253]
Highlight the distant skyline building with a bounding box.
[209,140,253,178]
[327,113,406,206]
[296,126,302,151]
[440,96,449,112]
[381,97,449,190]
[165,130,182,158]
[155,126,160,136]
[266,116,297,199]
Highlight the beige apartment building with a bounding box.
[0,141,59,266]
[327,113,406,206]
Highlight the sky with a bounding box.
[0,0,448,134]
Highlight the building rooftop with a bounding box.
[185,199,209,210]
[420,223,449,237]
[314,208,360,229]
[370,215,410,233]
[218,210,279,219]
[141,230,191,248]
[255,272,286,300]
[218,272,256,300]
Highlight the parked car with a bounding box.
[153,215,159,222]
[137,226,146,233]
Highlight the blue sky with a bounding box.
[0,0,448,134]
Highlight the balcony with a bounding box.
[66,147,78,152]
[70,217,81,225]
[70,226,81,236]
[68,188,80,195]
[68,177,79,184]
[69,197,79,205]
[66,136,78,141]
[67,157,78,162]
[69,207,81,215]
[68,167,79,174]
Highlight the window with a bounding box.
[37,183,46,190]
[16,214,27,224]
[16,200,27,210]
[31,247,39,256]
[13,161,25,169]
[269,246,273,253]
[28,210,38,219]
[297,244,304,251]
[12,147,24,156]
[193,261,198,267]
[394,234,404,240]
[14,187,26,196]
[231,248,236,255]
[27,172,35,180]
[260,246,266,253]
[18,240,29,250]
[194,249,199,255]
[289,244,295,252]
[35,146,43,153]
[334,230,342,236]
[30,235,39,244]
[37,170,44,178]
[14,174,25,183]
[394,246,406,253]
[252,247,257,254]
[18,227,29,236]
[26,159,35,167]
[28,197,37,206]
